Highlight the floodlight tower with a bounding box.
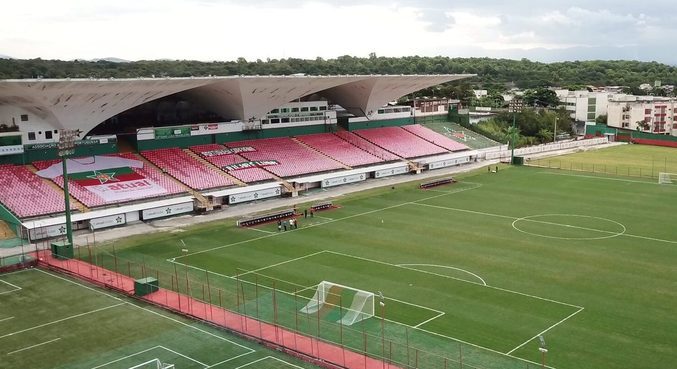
[378,291,386,369]
[57,129,80,246]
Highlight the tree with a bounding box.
[595,114,608,124]
[523,87,559,107]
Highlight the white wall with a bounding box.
[0,106,60,144]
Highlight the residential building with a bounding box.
[607,96,677,136]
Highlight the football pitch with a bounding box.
[6,145,676,369]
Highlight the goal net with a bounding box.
[128,359,175,369]
[658,172,676,185]
[299,281,375,326]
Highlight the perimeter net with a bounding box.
[300,280,375,326]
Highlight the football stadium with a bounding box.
[0,75,676,369]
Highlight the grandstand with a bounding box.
[354,126,449,158]
[0,164,73,218]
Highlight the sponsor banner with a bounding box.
[374,166,409,179]
[200,146,256,157]
[90,214,126,230]
[321,173,366,188]
[428,156,470,170]
[141,202,194,220]
[224,160,278,171]
[154,127,191,139]
[24,139,105,151]
[29,223,67,240]
[86,179,167,202]
[228,187,282,204]
[0,145,24,156]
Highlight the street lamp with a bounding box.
[57,129,80,246]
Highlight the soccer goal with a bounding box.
[658,172,676,184]
[128,358,174,369]
[299,281,375,326]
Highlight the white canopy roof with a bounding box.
[0,74,474,135]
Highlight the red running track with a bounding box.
[37,251,399,369]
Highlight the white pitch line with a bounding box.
[159,345,209,368]
[205,351,255,368]
[236,356,305,369]
[235,250,326,278]
[0,316,14,323]
[325,250,583,309]
[506,307,585,355]
[90,346,160,369]
[245,227,276,235]
[175,181,482,259]
[314,215,334,220]
[35,269,254,352]
[6,337,61,355]
[0,279,22,295]
[413,311,445,328]
[539,171,661,185]
[397,263,487,286]
[0,303,125,340]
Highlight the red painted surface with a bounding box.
[37,251,399,369]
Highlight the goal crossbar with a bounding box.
[658,172,676,184]
[299,281,375,326]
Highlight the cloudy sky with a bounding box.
[2,0,677,64]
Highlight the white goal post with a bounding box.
[299,281,375,326]
[658,172,676,184]
[128,358,174,369]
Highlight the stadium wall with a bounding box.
[0,140,118,164]
[338,117,414,131]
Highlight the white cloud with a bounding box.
[1,0,676,63]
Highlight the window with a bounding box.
[291,108,299,112]
[28,132,36,140]
[378,109,385,114]
[45,131,52,139]
[270,109,279,114]
[281,118,290,123]
[261,119,269,124]
[281,108,289,113]
[310,106,318,111]
[271,118,280,124]
[319,106,327,111]
[20,114,28,122]
[645,109,652,114]
[301,107,309,112]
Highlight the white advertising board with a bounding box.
[90,214,126,230]
[141,202,193,220]
[374,166,409,179]
[321,173,366,188]
[428,156,470,170]
[29,223,67,240]
[228,187,282,204]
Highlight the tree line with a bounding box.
[1,55,676,90]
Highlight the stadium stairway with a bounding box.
[182,149,247,187]
[25,164,89,213]
[132,153,214,211]
[291,137,353,170]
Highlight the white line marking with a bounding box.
[506,307,585,355]
[176,181,482,259]
[205,351,255,368]
[0,279,22,295]
[539,170,660,185]
[236,356,304,369]
[35,269,254,352]
[314,215,334,220]
[326,250,583,309]
[0,303,125,340]
[384,295,444,314]
[245,227,276,235]
[6,337,61,355]
[90,346,160,369]
[0,316,14,323]
[413,311,445,328]
[397,263,487,286]
[159,345,209,368]
[235,250,326,278]
[413,202,677,244]
[511,214,626,240]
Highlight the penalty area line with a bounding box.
[506,306,585,355]
[6,337,61,355]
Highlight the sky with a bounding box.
[2,0,677,64]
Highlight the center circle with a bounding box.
[511,214,626,240]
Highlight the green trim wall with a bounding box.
[339,117,414,131]
[414,114,448,124]
[136,134,211,151]
[0,204,21,228]
[0,142,118,165]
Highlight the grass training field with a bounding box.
[3,145,676,369]
[0,268,317,369]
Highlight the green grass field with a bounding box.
[5,145,676,369]
[0,268,317,369]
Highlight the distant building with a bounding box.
[472,90,488,99]
[555,90,615,122]
[607,96,677,136]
